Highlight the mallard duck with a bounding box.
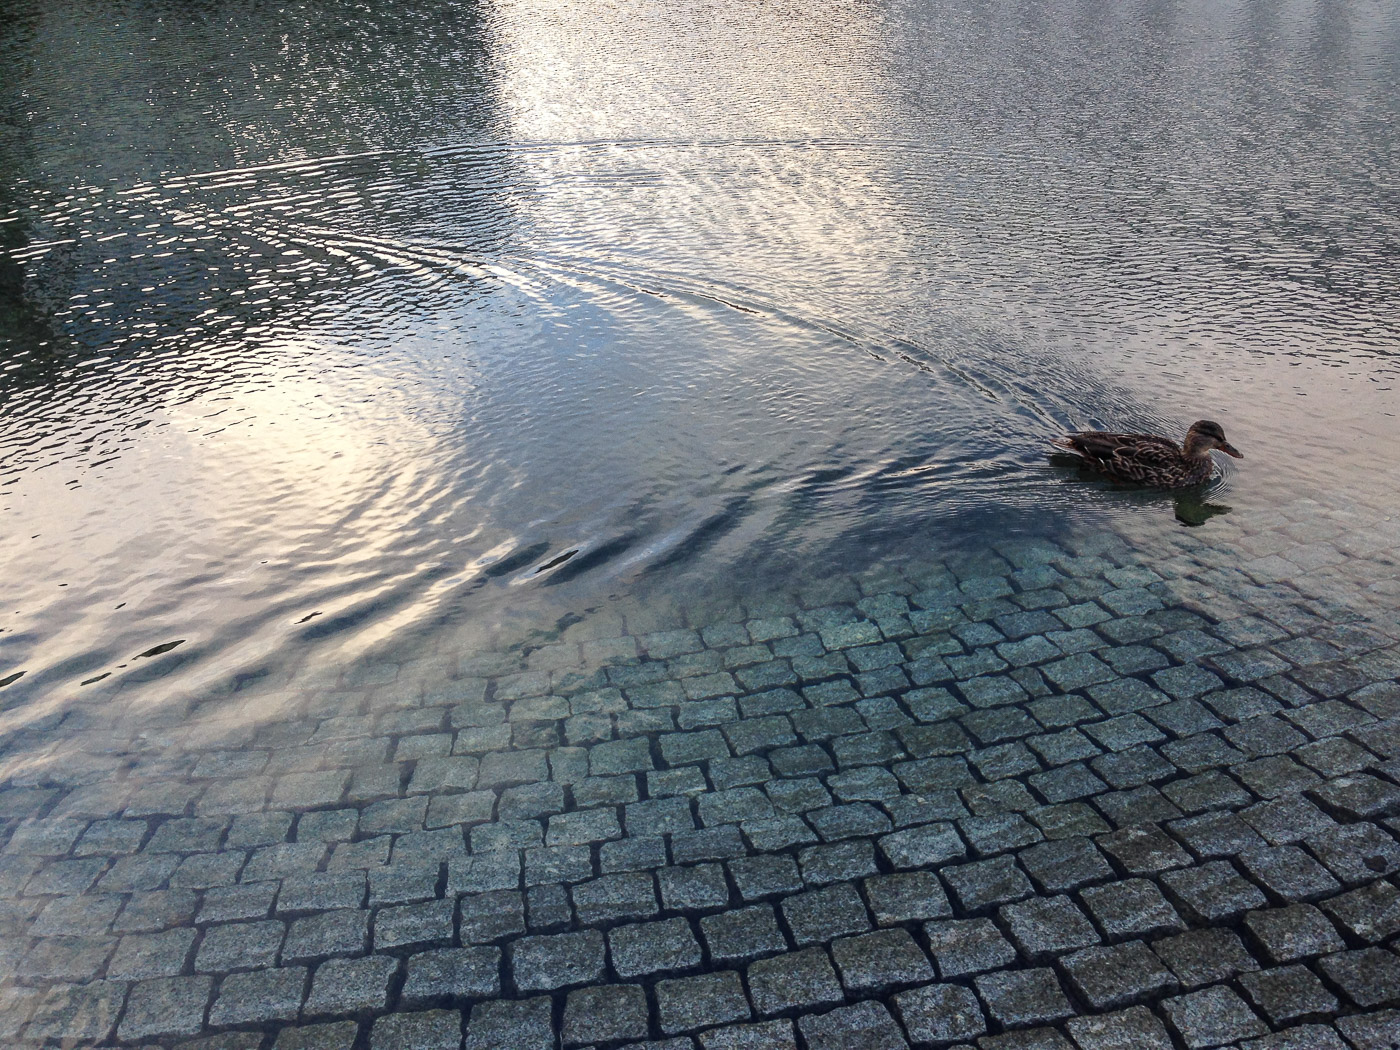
[1051,419,1242,488]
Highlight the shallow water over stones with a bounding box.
[1,489,1398,1047]
[3,0,1400,1046]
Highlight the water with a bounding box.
[2,0,1399,748]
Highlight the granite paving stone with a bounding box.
[200,882,279,924]
[800,839,879,883]
[1237,845,1341,902]
[1059,940,1177,1009]
[1307,821,1400,885]
[609,916,703,976]
[106,927,197,980]
[459,890,525,943]
[1079,879,1184,941]
[1239,1023,1351,1050]
[1000,895,1100,959]
[279,908,370,961]
[829,928,934,991]
[304,954,399,1015]
[1316,947,1400,1008]
[1160,986,1268,1048]
[878,822,966,868]
[924,918,1018,976]
[1241,795,1336,845]
[977,1025,1076,1049]
[863,870,953,924]
[6,520,1400,1050]
[1151,928,1260,988]
[730,855,803,901]
[1242,903,1346,962]
[563,984,651,1046]
[1018,837,1114,894]
[24,979,129,1044]
[22,934,118,982]
[401,946,501,1003]
[375,896,456,952]
[109,887,200,936]
[1336,1009,1400,1050]
[118,975,213,1040]
[699,1018,798,1049]
[701,904,789,962]
[571,871,658,924]
[656,970,751,1033]
[780,882,871,945]
[1093,787,1183,828]
[509,930,606,991]
[942,855,1034,912]
[1064,1005,1175,1050]
[1237,963,1339,1024]
[1321,878,1400,942]
[796,999,911,1050]
[659,862,731,910]
[376,1007,467,1050]
[893,981,987,1044]
[745,947,844,1014]
[209,966,308,1026]
[1160,860,1268,923]
[975,967,1073,1028]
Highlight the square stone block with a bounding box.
[702,904,789,963]
[375,1007,466,1050]
[924,918,1017,977]
[1161,985,1267,1048]
[975,967,1072,1028]
[1064,1005,1174,1050]
[562,984,650,1047]
[797,1000,910,1050]
[209,966,307,1026]
[304,955,399,1016]
[746,947,843,1015]
[1243,904,1345,963]
[1317,948,1400,1008]
[1060,940,1177,1009]
[401,946,501,1004]
[829,928,933,992]
[608,917,703,978]
[1080,879,1184,941]
[509,930,605,991]
[999,895,1099,959]
[863,871,953,925]
[1238,964,1339,1024]
[656,970,751,1033]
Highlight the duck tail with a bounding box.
[1049,436,1081,454]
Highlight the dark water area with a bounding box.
[2,0,1398,726]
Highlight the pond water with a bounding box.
[2,0,1398,742]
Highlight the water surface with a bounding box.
[2,0,1398,745]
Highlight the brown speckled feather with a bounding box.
[1052,430,1216,487]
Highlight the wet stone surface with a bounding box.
[2,499,1400,1046]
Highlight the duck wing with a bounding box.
[1053,431,1184,484]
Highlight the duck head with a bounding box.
[1185,420,1243,459]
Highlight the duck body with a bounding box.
[1052,419,1242,488]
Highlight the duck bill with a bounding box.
[1220,443,1243,459]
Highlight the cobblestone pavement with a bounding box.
[2,494,1399,1049]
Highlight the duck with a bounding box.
[1051,419,1243,488]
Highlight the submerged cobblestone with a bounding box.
[3,504,1400,1046]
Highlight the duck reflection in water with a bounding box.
[1173,494,1232,527]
